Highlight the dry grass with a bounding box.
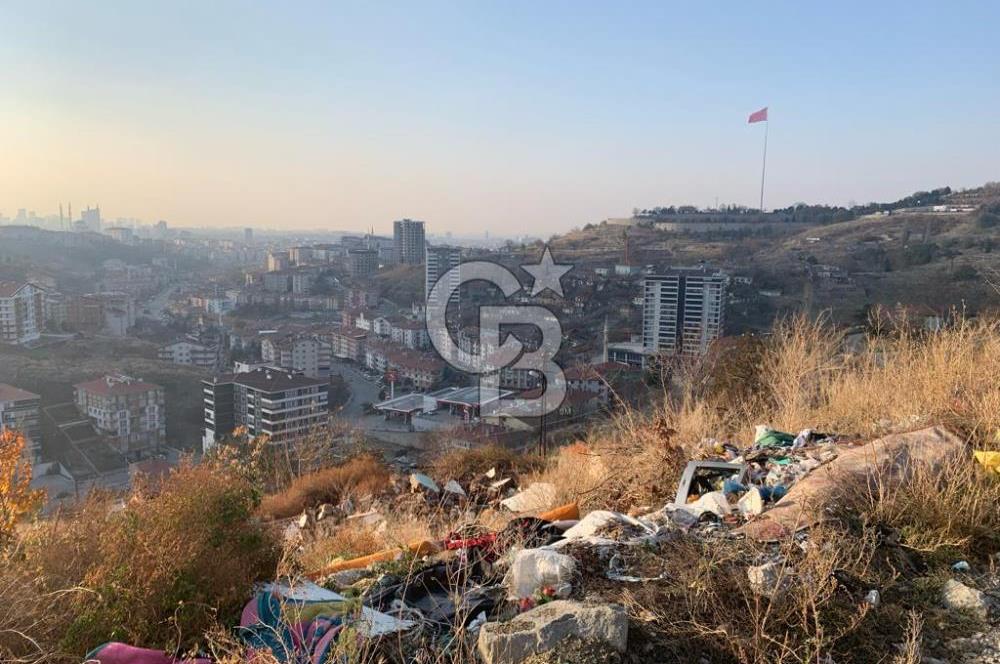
[258,454,392,521]
[431,443,545,483]
[4,462,279,660]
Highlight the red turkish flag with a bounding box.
[748,107,768,123]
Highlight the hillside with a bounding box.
[538,185,1000,329]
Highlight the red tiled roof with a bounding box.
[0,281,27,297]
[0,383,40,402]
[74,376,161,397]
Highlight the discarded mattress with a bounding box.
[739,426,965,541]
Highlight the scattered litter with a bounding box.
[443,479,467,498]
[409,472,440,493]
[974,450,1000,474]
[864,589,880,607]
[953,560,972,572]
[507,549,576,600]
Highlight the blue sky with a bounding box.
[1,1,997,234]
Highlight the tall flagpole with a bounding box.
[759,118,769,212]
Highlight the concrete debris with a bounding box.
[500,482,558,513]
[409,472,440,494]
[477,600,627,664]
[739,426,964,541]
[507,548,577,600]
[941,579,992,619]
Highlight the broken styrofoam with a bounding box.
[409,473,440,494]
[500,482,557,513]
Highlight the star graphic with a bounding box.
[522,246,572,297]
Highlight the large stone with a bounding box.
[478,600,628,664]
[941,579,992,619]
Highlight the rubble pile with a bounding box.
[88,425,1000,664]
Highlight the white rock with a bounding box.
[941,579,991,619]
[478,600,627,664]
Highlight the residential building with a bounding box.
[0,281,45,345]
[348,248,378,278]
[201,368,329,450]
[263,272,291,293]
[291,272,314,295]
[393,218,426,265]
[158,339,220,369]
[105,226,135,244]
[330,327,367,362]
[390,318,430,350]
[267,251,290,272]
[261,334,332,378]
[74,375,166,460]
[0,384,42,462]
[642,267,726,358]
[244,227,254,245]
[289,246,313,266]
[425,244,461,306]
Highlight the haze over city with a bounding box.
[3,0,998,234]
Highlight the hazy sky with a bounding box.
[2,1,998,235]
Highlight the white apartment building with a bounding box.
[642,267,726,358]
[0,282,45,345]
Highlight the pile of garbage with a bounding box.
[88,425,982,664]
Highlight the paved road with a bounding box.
[331,361,382,420]
[141,283,179,321]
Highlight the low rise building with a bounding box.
[0,383,42,462]
[158,339,220,369]
[73,375,166,460]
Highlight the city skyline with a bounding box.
[2,1,998,235]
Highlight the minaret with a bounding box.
[602,316,609,364]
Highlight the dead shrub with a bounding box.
[258,454,391,521]
[835,454,1000,558]
[431,443,544,484]
[15,462,279,657]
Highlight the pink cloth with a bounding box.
[748,107,768,123]
[86,642,211,664]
